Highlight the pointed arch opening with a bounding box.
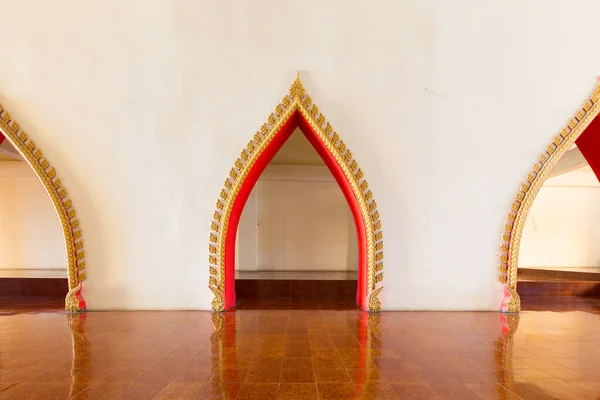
[499,79,600,313]
[209,74,384,312]
[0,102,86,312]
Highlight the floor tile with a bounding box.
[279,383,319,399]
[237,383,279,400]
[317,382,358,399]
[314,368,351,383]
[244,368,281,383]
[280,369,316,383]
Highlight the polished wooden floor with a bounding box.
[1,296,600,399]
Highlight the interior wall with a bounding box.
[519,168,600,268]
[237,164,357,272]
[270,128,325,166]
[0,161,66,278]
[260,168,357,272]
[1,1,600,309]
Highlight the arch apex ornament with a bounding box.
[208,73,384,312]
[499,78,600,313]
[0,101,86,312]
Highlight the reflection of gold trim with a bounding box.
[498,80,600,312]
[209,313,228,384]
[0,102,86,312]
[496,314,520,396]
[208,73,384,312]
[364,313,382,382]
[66,313,90,399]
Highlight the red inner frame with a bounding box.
[576,114,600,182]
[223,110,368,310]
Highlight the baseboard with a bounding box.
[0,278,68,295]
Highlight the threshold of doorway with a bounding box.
[235,270,356,280]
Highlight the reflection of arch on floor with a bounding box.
[0,102,86,311]
[67,313,90,397]
[208,74,384,312]
[499,79,600,313]
[496,314,520,395]
[208,311,382,396]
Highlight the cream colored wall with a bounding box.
[0,161,66,278]
[1,1,599,309]
[519,167,600,268]
[237,165,358,273]
[258,178,356,271]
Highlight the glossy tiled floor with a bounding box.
[1,297,600,399]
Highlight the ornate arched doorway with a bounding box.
[0,102,86,312]
[499,79,600,313]
[208,74,384,312]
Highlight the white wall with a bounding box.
[0,161,66,278]
[519,168,600,268]
[1,1,600,309]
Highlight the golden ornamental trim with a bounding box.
[0,101,86,312]
[208,73,384,311]
[499,79,600,312]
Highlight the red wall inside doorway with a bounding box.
[576,115,600,182]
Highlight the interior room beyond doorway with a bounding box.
[518,144,600,301]
[234,129,358,309]
[0,134,68,312]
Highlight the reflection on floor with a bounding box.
[0,295,64,316]
[1,297,600,399]
[520,295,600,313]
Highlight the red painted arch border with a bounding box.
[208,75,384,312]
[223,110,368,310]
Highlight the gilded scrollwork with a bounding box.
[209,73,384,311]
[499,79,600,312]
[0,102,86,312]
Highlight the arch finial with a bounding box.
[289,70,306,99]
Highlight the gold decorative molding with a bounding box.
[208,73,384,311]
[368,286,383,311]
[0,102,86,312]
[498,79,600,312]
